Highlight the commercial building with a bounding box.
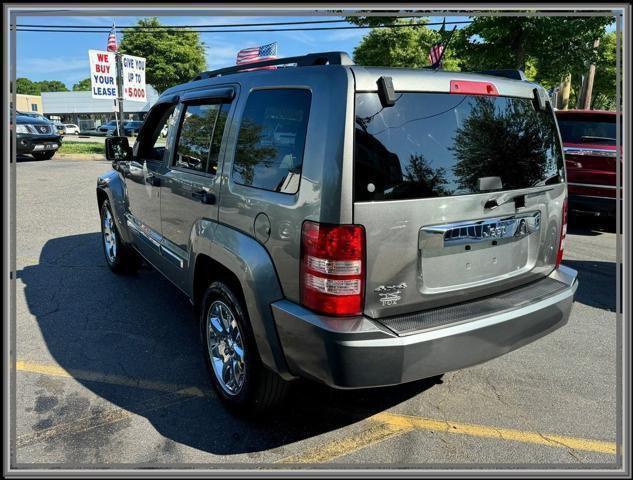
[41,86,159,131]
[16,94,43,114]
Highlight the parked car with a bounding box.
[555,109,619,219]
[53,122,66,136]
[95,120,119,136]
[64,123,80,135]
[15,112,62,160]
[123,120,144,136]
[97,52,578,412]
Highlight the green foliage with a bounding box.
[16,78,39,95]
[591,31,617,109]
[119,17,206,93]
[353,19,459,70]
[72,78,92,91]
[16,77,69,95]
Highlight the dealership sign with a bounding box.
[89,50,117,99]
[88,50,147,102]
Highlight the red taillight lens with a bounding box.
[556,197,568,268]
[450,80,499,96]
[300,221,365,316]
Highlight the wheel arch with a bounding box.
[190,222,295,381]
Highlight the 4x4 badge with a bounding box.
[374,283,407,306]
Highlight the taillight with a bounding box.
[556,197,568,268]
[300,221,365,316]
[450,80,499,96]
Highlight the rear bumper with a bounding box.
[273,265,578,389]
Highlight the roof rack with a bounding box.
[477,69,527,81]
[193,51,354,81]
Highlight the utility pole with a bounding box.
[115,51,125,136]
[579,38,600,110]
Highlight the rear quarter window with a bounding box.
[232,89,311,194]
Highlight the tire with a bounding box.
[32,151,55,160]
[99,199,140,274]
[200,281,289,412]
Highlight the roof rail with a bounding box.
[477,69,528,81]
[193,51,354,81]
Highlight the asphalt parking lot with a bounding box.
[12,157,620,468]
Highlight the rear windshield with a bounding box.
[557,116,616,146]
[354,92,564,202]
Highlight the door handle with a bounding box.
[146,175,161,186]
[192,189,216,205]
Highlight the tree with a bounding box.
[15,78,68,94]
[352,19,460,70]
[72,78,92,91]
[16,77,39,95]
[119,17,206,93]
[37,80,68,92]
[591,31,617,110]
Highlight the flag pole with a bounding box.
[113,21,125,137]
[435,24,457,70]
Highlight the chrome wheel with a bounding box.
[102,208,117,264]
[206,300,246,396]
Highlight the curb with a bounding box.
[54,154,107,161]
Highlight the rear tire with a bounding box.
[100,199,140,274]
[200,281,289,413]
[32,151,55,160]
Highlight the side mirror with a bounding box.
[105,136,132,162]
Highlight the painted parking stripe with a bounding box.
[278,413,616,463]
[16,361,617,458]
[276,421,414,464]
[15,360,213,396]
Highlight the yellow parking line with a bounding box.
[15,360,212,396]
[374,412,617,455]
[16,361,617,459]
[276,420,413,464]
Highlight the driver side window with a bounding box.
[136,104,177,161]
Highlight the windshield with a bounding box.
[354,92,564,202]
[557,117,616,146]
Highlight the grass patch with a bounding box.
[58,141,104,155]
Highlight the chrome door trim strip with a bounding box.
[564,147,617,157]
[126,215,161,249]
[159,244,185,269]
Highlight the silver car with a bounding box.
[97,52,577,412]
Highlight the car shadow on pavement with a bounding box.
[562,259,617,312]
[17,232,439,457]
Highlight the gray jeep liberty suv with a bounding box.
[97,52,578,411]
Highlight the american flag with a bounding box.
[236,42,278,69]
[428,18,446,68]
[107,25,118,52]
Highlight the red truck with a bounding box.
[555,109,619,220]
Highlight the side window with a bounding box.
[173,103,229,175]
[136,104,177,161]
[232,89,311,194]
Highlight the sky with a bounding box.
[15,13,616,89]
[15,15,468,88]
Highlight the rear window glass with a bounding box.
[354,92,564,202]
[557,117,616,146]
[232,89,311,194]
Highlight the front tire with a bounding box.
[100,199,140,274]
[32,151,55,160]
[200,281,289,412]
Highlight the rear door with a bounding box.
[352,87,566,318]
